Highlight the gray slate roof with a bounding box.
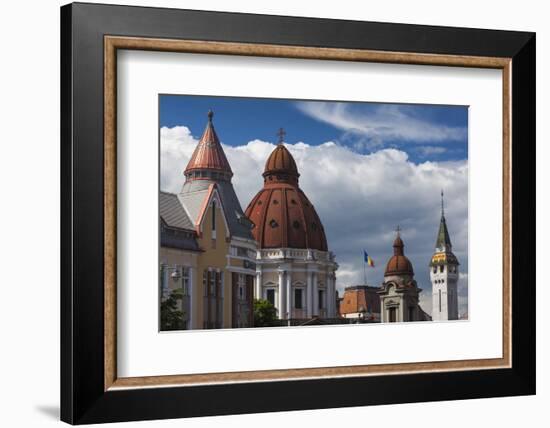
[179,179,254,241]
[160,191,194,230]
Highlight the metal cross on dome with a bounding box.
[276,127,286,144]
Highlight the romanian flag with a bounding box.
[364,250,375,267]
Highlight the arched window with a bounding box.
[211,200,216,232]
[294,288,303,309]
[266,289,275,306]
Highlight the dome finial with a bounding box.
[393,225,404,256]
[276,127,286,145]
[207,109,214,122]
[441,189,445,217]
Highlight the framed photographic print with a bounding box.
[60,2,535,424]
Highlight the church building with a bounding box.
[378,228,431,322]
[430,192,460,321]
[245,130,338,321]
[160,110,258,330]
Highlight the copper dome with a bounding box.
[385,231,414,276]
[245,143,327,251]
[263,144,300,183]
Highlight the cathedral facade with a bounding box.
[245,133,338,320]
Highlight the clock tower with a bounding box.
[430,191,460,321]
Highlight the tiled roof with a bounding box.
[184,110,233,176]
[179,179,255,240]
[246,144,328,251]
[160,192,199,252]
[160,227,200,252]
[160,191,194,230]
[339,286,381,315]
[385,231,414,276]
[177,186,210,227]
[263,144,299,180]
[435,215,453,250]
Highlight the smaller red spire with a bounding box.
[184,110,233,181]
[385,226,414,276]
[393,225,404,256]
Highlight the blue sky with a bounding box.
[160,95,469,317]
[160,95,468,164]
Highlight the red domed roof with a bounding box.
[385,230,414,276]
[245,143,327,251]
[184,110,233,180]
[263,144,300,183]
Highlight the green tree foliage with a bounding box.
[160,288,186,331]
[253,299,278,327]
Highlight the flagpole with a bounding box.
[363,257,367,285]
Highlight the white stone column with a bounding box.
[326,272,332,318]
[278,269,286,319]
[326,273,332,318]
[306,269,313,318]
[312,271,319,316]
[331,273,337,317]
[255,268,262,300]
[286,270,292,319]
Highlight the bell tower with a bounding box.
[430,191,460,321]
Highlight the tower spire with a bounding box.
[184,110,233,181]
[393,225,404,256]
[435,191,452,251]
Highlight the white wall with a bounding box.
[0,0,546,427]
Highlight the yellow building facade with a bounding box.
[160,111,257,330]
